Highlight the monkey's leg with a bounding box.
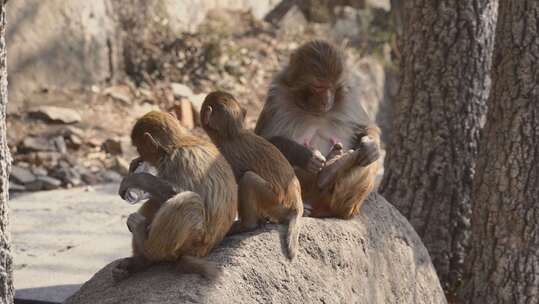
[313,160,379,219]
[132,199,161,256]
[317,137,380,189]
[143,191,205,262]
[228,171,277,235]
[127,212,148,255]
[112,212,153,283]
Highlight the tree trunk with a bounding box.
[0,0,13,303]
[379,0,498,292]
[460,1,539,302]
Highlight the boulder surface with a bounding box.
[66,194,446,304]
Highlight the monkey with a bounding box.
[112,111,238,281]
[200,91,303,260]
[255,40,381,219]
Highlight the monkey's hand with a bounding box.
[306,150,326,174]
[317,149,355,189]
[126,212,148,234]
[118,174,138,200]
[355,136,380,167]
[128,157,144,173]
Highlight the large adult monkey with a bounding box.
[113,111,237,281]
[255,40,380,219]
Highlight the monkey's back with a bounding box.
[221,131,297,198]
[158,139,238,254]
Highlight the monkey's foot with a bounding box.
[306,150,326,174]
[227,221,258,236]
[356,136,380,167]
[317,149,359,189]
[112,258,134,282]
[325,142,345,161]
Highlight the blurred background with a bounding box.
[6,1,399,302]
[7,0,397,194]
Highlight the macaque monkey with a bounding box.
[201,91,303,260]
[255,40,381,219]
[113,111,238,281]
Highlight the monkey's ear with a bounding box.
[202,106,213,126]
[143,132,159,154]
[241,108,247,120]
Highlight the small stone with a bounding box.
[25,180,44,191]
[103,85,132,104]
[189,93,206,113]
[102,138,123,155]
[81,172,101,185]
[170,83,194,99]
[10,165,37,184]
[86,137,102,148]
[114,156,130,176]
[9,182,26,192]
[169,99,194,129]
[36,176,62,190]
[52,136,68,154]
[20,136,55,152]
[66,133,83,150]
[29,106,82,124]
[50,165,81,187]
[31,167,48,176]
[33,152,62,167]
[61,125,85,137]
[102,170,122,183]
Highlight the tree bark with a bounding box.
[460,1,539,303]
[0,1,13,303]
[379,0,498,292]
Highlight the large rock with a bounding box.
[153,0,281,34]
[7,0,120,108]
[66,194,446,304]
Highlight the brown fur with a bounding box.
[255,40,380,219]
[201,91,303,259]
[116,111,237,280]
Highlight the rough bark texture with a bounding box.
[379,0,498,292]
[460,1,539,303]
[0,1,13,303]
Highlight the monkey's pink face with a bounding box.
[301,79,336,113]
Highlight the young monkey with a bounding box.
[113,111,237,281]
[201,91,303,260]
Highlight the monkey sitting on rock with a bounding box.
[255,40,381,219]
[114,111,238,281]
[201,91,303,260]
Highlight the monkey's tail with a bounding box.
[286,210,302,260]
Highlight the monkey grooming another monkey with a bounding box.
[201,91,303,260]
[255,40,381,219]
[113,111,238,281]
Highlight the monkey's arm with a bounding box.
[118,173,177,204]
[268,136,313,168]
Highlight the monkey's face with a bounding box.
[304,79,338,113]
[287,40,346,114]
[201,91,246,138]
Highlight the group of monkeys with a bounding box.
[112,40,381,281]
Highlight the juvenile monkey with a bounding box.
[114,111,237,281]
[255,40,380,219]
[201,91,303,260]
